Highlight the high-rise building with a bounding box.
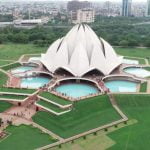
[122,0,132,16]
[67,0,91,12]
[71,8,95,24]
[147,0,150,16]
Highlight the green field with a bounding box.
[0,44,149,62]
[0,125,57,150]
[39,92,72,106]
[144,67,150,71]
[107,94,150,150]
[0,101,12,112]
[0,94,27,100]
[37,100,67,113]
[0,71,8,87]
[1,62,21,71]
[33,95,121,138]
[0,87,36,94]
[140,82,147,92]
[115,47,150,59]
[0,44,46,60]
[0,60,13,66]
[124,56,145,64]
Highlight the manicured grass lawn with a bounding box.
[108,94,150,150]
[39,92,72,106]
[115,47,150,59]
[0,125,57,150]
[0,101,12,112]
[0,94,27,100]
[140,82,147,92]
[0,60,13,66]
[0,44,46,60]
[0,87,36,94]
[51,132,115,150]
[33,95,121,138]
[124,56,145,64]
[0,44,149,62]
[37,100,66,113]
[1,62,21,71]
[144,67,150,71]
[0,71,8,87]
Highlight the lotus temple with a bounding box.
[0,24,150,149]
[6,24,149,97]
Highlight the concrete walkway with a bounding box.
[145,58,149,65]
[147,80,150,93]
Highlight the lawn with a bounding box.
[0,87,36,94]
[144,67,150,71]
[0,44,149,62]
[1,62,21,71]
[0,94,27,100]
[36,100,66,113]
[124,56,145,64]
[115,47,150,59]
[0,125,57,150]
[0,71,8,87]
[32,95,121,138]
[0,60,13,66]
[39,92,72,106]
[140,82,147,92]
[0,44,47,60]
[108,94,150,150]
[0,101,12,112]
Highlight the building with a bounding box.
[132,3,146,17]
[41,24,122,77]
[147,0,150,16]
[67,0,91,12]
[71,8,95,24]
[13,18,49,26]
[122,0,132,16]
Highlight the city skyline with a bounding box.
[0,0,147,2]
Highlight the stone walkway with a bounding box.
[5,106,36,120]
[147,80,150,93]
[145,58,149,65]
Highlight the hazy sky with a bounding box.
[9,0,147,2]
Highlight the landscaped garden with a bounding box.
[0,87,36,94]
[108,94,150,150]
[39,92,72,106]
[0,125,57,150]
[1,62,21,71]
[115,47,150,60]
[1,44,150,149]
[0,44,150,62]
[0,60,13,67]
[0,101,12,112]
[0,71,8,87]
[140,82,147,92]
[0,94,27,100]
[0,44,46,60]
[144,67,150,71]
[36,99,68,113]
[124,56,145,64]
[33,95,121,138]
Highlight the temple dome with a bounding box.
[41,24,122,77]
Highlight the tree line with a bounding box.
[0,16,150,47]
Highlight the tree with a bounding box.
[128,39,139,47]
[12,33,29,43]
[119,40,129,47]
[144,38,150,47]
